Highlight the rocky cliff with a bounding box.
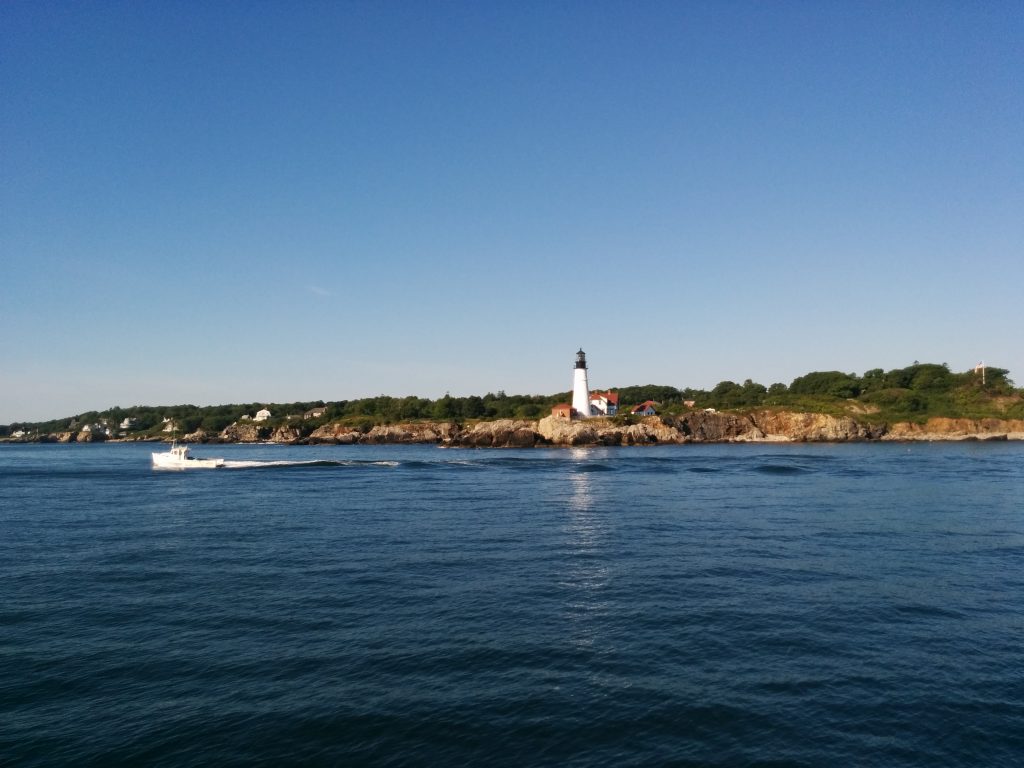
[453,419,539,447]
[661,411,760,442]
[532,410,1023,445]
[748,410,886,441]
[218,423,265,443]
[307,421,459,445]
[362,422,459,444]
[882,417,1024,441]
[537,415,682,445]
[21,412,1024,446]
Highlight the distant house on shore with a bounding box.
[254,409,272,422]
[683,400,696,409]
[551,403,574,420]
[631,401,657,416]
[119,417,135,430]
[304,407,328,420]
[589,391,619,417]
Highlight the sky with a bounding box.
[2,1,1022,423]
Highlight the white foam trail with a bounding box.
[222,460,320,468]
[220,459,399,469]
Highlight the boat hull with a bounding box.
[151,452,225,470]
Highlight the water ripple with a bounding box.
[0,441,1022,766]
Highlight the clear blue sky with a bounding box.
[2,1,1021,423]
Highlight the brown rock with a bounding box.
[748,410,875,441]
[219,422,263,442]
[537,416,600,445]
[536,416,682,446]
[361,423,455,444]
[883,417,1024,441]
[308,423,359,444]
[664,411,762,442]
[454,419,538,447]
[270,426,302,444]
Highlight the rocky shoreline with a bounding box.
[11,411,1024,447]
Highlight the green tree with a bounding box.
[463,395,485,418]
[909,364,952,391]
[789,371,861,399]
[433,395,457,420]
[741,379,768,404]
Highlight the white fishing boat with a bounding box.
[151,442,225,470]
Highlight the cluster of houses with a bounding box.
[242,407,327,422]
[18,406,330,439]
[550,349,663,421]
[239,409,273,422]
[155,406,330,432]
[550,396,659,421]
[9,353,682,438]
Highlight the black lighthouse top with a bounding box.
[575,349,587,369]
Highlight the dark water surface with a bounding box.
[2,442,1023,766]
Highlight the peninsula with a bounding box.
[3,362,1023,446]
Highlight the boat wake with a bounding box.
[219,459,399,470]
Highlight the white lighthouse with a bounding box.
[571,348,592,418]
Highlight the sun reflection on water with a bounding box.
[561,451,615,652]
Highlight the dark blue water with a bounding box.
[2,442,1023,767]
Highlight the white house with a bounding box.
[254,409,272,422]
[589,391,619,416]
[631,400,657,416]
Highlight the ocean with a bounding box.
[1,441,1022,767]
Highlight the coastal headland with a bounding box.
[5,362,1022,446]
[14,411,1024,447]
[191,411,1024,445]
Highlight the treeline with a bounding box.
[332,391,570,423]
[1,392,575,436]
[644,363,1022,421]
[2,363,1021,435]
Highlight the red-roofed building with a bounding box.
[589,390,619,416]
[631,400,657,416]
[551,403,574,420]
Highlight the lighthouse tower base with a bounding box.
[572,365,591,418]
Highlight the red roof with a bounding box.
[590,390,619,404]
